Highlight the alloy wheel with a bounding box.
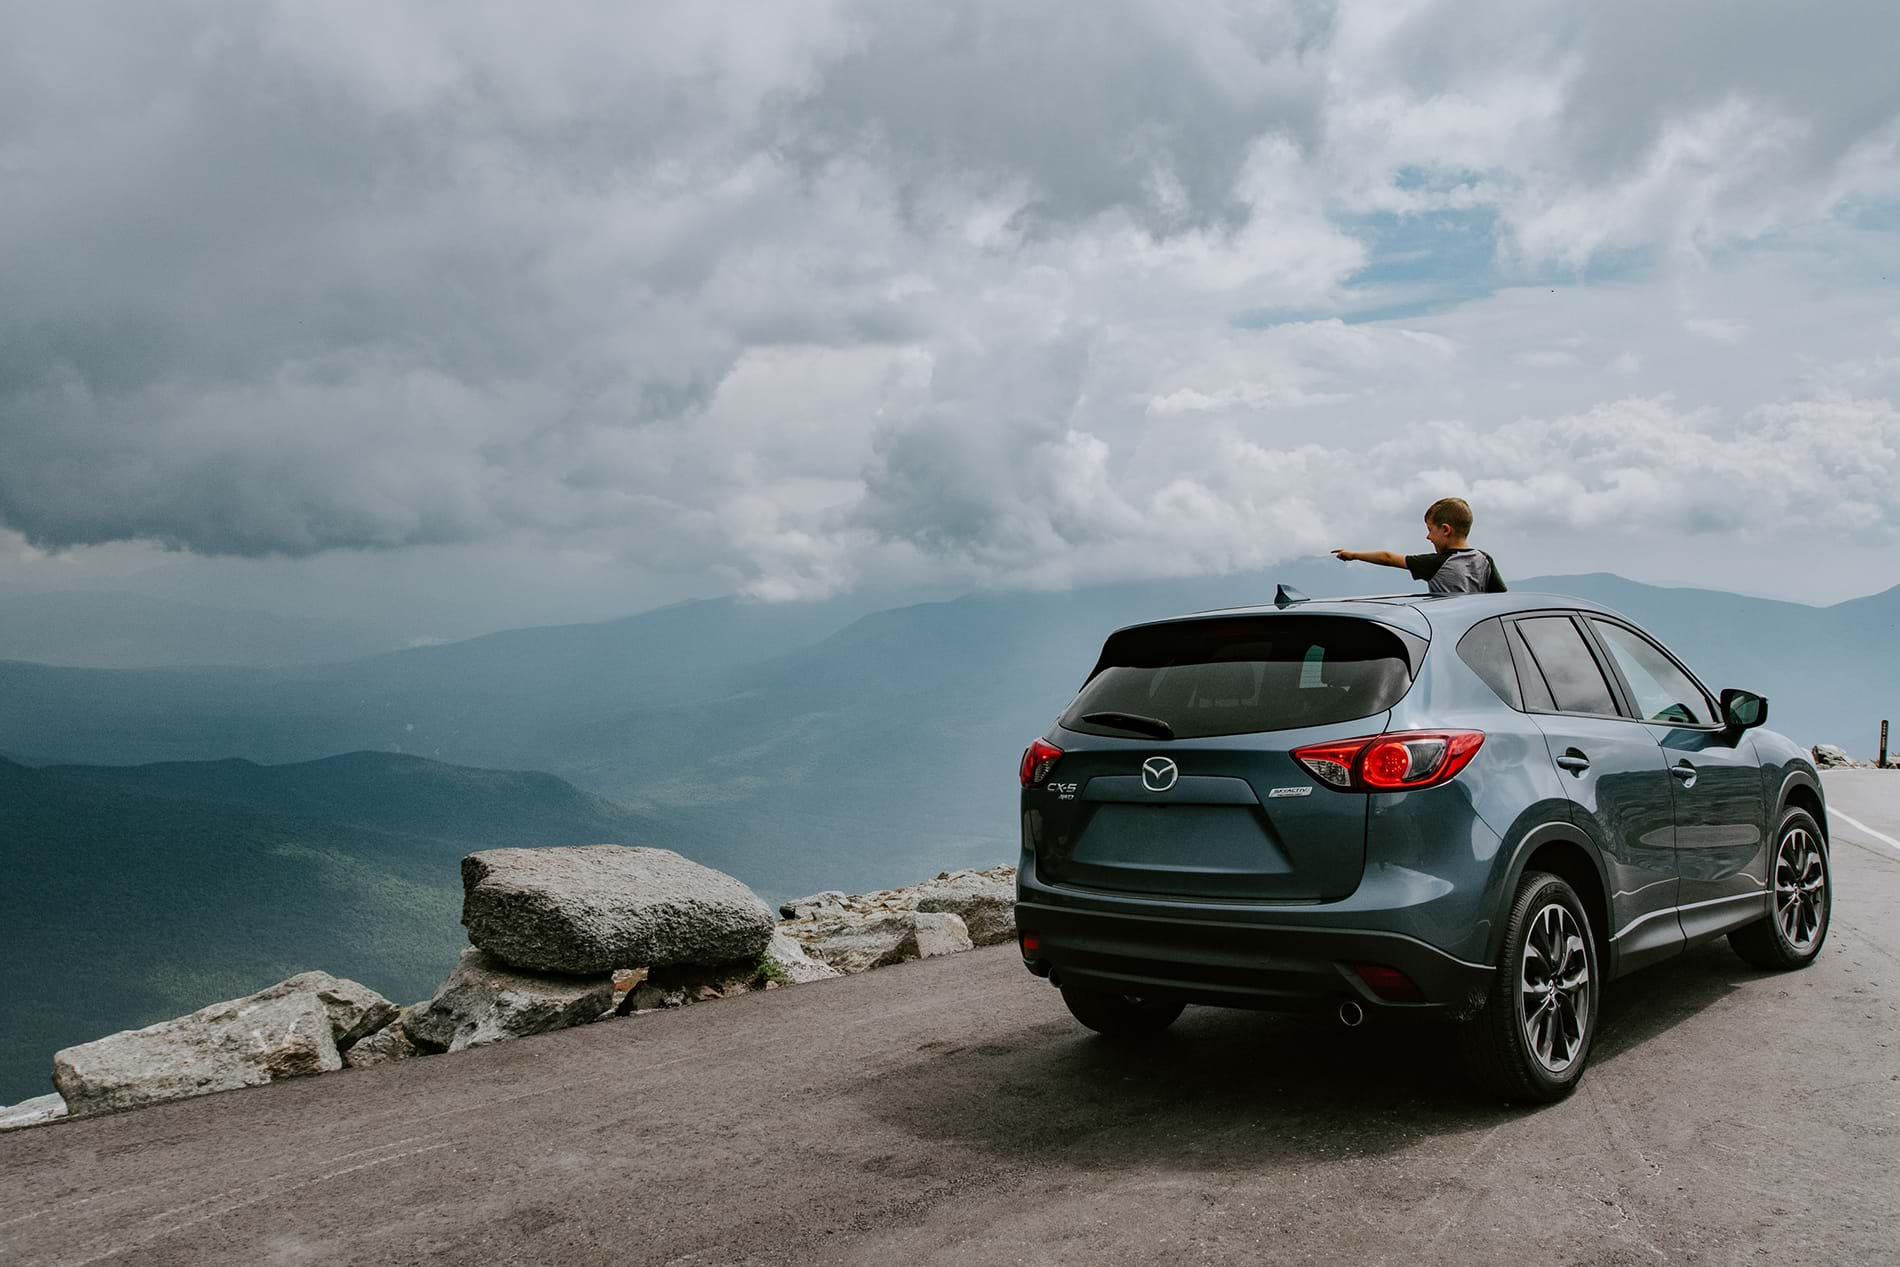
[1774,826,1828,952]
[1518,903,1591,1074]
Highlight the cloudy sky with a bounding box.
[3,0,1898,636]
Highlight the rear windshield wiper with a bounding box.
[1080,711,1176,740]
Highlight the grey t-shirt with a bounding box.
[1406,548,1495,595]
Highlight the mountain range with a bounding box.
[2,564,1893,840]
[0,589,406,668]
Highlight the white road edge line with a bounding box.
[1828,807,1900,856]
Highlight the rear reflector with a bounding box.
[1019,738,1064,786]
[1351,963,1425,1003]
[1293,730,1484,792]
[1019,933,1041,954]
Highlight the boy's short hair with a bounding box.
[1425,496,1473,536]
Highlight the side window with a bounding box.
[1456,618,1521,709]
[1515,616,1618,716]
[1504,622,1556,711]
[1589,620,1714,726]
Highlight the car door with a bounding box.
[1584,617,1769,941]
[1505,613,1682,973]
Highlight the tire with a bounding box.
[1457,870,1600,1104]
[1059,984,1185,1037]
[1729,808,1831,971]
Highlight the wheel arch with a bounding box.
[1489,820,1615,978]
[1776,770,1827,844]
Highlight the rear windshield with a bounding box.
[1060,615,1419,740]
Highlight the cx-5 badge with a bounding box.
[1141,756,1179,792]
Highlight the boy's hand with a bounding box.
[1331,549,1358,562]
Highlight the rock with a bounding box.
[343,1011,422,1068]
[764,929,843,984]
[779,890,848,918]
[910,911,975,958]
[403,950,613,1053]
[781,911,915,974]
[625,982,675,1012]
[0,1094,68,1131]
[608,966,651,1016]
[913,870,1016,945]
[1812,743,1853,768]
[54,990,340,1116]
[617,959,768,1014]
[251,971,399,1051]
[461,845,777,975]
[780,910,973,974]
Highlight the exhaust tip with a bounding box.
[1047,968,1063,989]
[1337,999,1365,1028]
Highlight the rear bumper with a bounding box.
[1016,896,1493,1018]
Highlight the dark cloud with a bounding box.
[0,0,1895,598]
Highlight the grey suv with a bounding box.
[1014,591,1829,1102]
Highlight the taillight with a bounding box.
[1292,731,1484,792]
[1288,739,1365,789]
[1020,738,1064,786]
[1361,732,1485,789]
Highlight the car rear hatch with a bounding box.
[1026,612,1424,902]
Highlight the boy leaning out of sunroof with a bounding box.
[1332,497,1507,595]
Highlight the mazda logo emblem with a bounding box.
[1141,756,1179,792]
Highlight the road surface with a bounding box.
[4,772,1898,1266]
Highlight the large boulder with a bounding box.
[0,1094,68,1131]
[404,950,614,1053]
[54,990,340,1116]
[780,910,973,975]
[462,845,777,974]
[250,971,399,1051]
[913,870,1016,946]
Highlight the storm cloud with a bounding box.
[3,0,1898,601]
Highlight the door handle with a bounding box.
[1554,752,1591,773]
[1671,761,1697,786]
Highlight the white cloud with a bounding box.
[1684,317,1751,343]
[1,0,1897,613]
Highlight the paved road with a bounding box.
[5,773,1899,1267]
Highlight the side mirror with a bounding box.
[1721,688,1768,731]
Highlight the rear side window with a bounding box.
[1457,618,1522,709]
[1515,616,1617,716]
[1061,615,1417,740]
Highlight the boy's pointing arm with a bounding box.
[1332,549,1409,569]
